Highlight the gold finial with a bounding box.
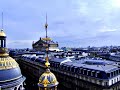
[45,56,50,67]
[45,61,50,67]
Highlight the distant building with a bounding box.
[32,37,60,52]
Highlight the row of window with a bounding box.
[50,61,120,79]
[107,70,120,78]
[14,85,22,90]
[50,61,103,78]
[21,56,120,80]
[111,77,120,85]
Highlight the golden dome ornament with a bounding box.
[38,68,58,88]
[0,29,6,37]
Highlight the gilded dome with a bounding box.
[38,68,58,88]
[0,56,22,82]
[0,29,6,37]
[0,29,25,89]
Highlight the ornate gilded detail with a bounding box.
[0,56,19,70]
[0,48,8,53]
[42,77,50,87]
[45,61,50,67]
[39,70,58,87]
[0,53,8,56]
[0,29,25,84]
[42,38,51,41]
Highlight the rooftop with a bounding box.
[63,59,118,72]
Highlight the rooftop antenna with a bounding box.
[45,13,48,39]
[1,12,3,30]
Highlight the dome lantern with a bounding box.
[0,12,7,56]
[0,29,8,56]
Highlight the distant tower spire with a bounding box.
[2,12,3,30]
[45,13,47,26]
[45,13,48,39]
[0,12,7,56]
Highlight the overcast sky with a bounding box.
[0,0,120,48]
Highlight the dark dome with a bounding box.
[0,56,22,83]
[0,30,25,89]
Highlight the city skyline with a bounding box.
[0,0,120,48]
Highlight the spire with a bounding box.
[0,12,8,57]
[1,12,3,30]
[38,14,59,90]
[0,12,6,37]
[45,13,50,68]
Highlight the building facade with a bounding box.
[32,37,59,52]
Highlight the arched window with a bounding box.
[0,40,1,47]
[14,87,17,90]
[18,85,22,90]
[2,40,4,47]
